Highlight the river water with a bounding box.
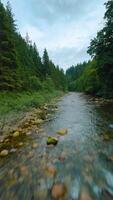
[0,92,113,200]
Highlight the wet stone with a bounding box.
[51,183,67,200]
[44,164,57,177]
[0,149,9,157]
[32,143,38,148]
[56,128,68,136]
[47,137,58,146]
[10,148,17,153]
[13,131,20,137]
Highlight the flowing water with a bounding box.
[0,92,113,200]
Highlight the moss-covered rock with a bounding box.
[56,128,68,136]
[47,137,58,146]
[13,131,20,137]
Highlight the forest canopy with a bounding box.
[66,0,113,98]
[0,1,67,92]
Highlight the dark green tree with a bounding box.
[88,0,113,96]
[0,1,19,90]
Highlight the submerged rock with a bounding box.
[32,143,38,148]
[0,149,9,156]
[44,164,57,177]
[47,137,58,146]
[79,191,93,200]
[51,183,67,200]
[56,128,68,136]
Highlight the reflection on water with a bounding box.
[0,92,113,199]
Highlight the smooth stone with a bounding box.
[13,131,20,137]
[18,142,24,146]
[32,119,43,125]
[32,143,38,148]
[20,165,29,175]
[0,149,9,156]
[26,131,32,136]
[47,137,58,146]
[56,128,68,136]
[45,164,57,177]
[79,191,93,200]
[10,148,17,153]
[51,183,67,200]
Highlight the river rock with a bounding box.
[32,143,38,148]
[26,131,32,136]
[47,137,58,145]
[20,165,29,175]
[18,142,24,147]
[32,119,43,125]
[10,148,17,153]
[45,164,57,177]
[0,149,9,156]
[13,131,20,137]
[56,128,68,136]
[79,191,93,200]
[51,183,67,200]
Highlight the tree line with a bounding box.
[0,1,67,92]
[66,0,113,98]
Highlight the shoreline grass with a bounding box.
[0,90,63,132]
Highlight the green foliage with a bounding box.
[87,0,113,96]
[66,61,90,91]
[75,61,100,94]
[0,1,66,92]
[67,0,113,98]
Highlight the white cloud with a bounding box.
[2,0,106,69]
[21,25,44,42]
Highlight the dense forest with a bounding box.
[67,0,113,98]
[0,1,66,92]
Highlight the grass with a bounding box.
[0,90,63,128]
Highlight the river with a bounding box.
[0,92,113,200]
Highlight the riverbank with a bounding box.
[0,90,63,135]
[0,90,63,156]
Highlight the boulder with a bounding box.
[47,137,58,146]
[56,128,68,136]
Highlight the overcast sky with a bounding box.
[2,0,105,70]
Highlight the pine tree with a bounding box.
[88,0,113,95]
[0,1,19,90]
[42,49,51,78]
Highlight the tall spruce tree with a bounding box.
[88,0,113,95]
[0,1,19,90]
[42,49,51,78]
